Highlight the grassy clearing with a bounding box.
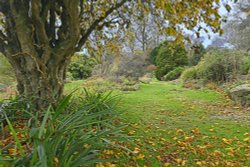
[115,81,250,166]
[1,80,249,166]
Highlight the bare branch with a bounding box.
[97,17,120,30]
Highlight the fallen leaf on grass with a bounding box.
[136,154,145,160]
[163,162,171,167]
[132,147,140,154]
[222,138,232,145]
[191,128,201,135]
[175,158,187,165]
[243,137,250,143]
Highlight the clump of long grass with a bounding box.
[0,90,128,167]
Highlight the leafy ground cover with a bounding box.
[1,81,249,166]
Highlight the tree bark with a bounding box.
[11,55,69,110]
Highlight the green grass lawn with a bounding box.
[65,80,250,166]
[1,80,249,166]
[113,81,250,166]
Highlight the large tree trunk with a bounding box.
[17,65,67,109]
[0,0,128,110]
[11,55,69,110]
[0,0,79,110]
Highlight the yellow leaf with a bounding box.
[8,148,18,155]
[176,129,183,134]
[147,140,156,146]
[225,161,233,166]
[181,160,187,165]
[184,136,194,142]
[136,154,145,160]
[212,150,222,156]
[163,162,171,167]
[54,157,59,167]
[247,9,250,15]
[243,137,250,143]
[172,137,178,140]
[103,150,114,155]
[175,158,187,165]
[177,141,187,147]
[226,147,234,152]
[222,138,231,145]
[196,161,202,166]
[197,145,206,149]
[175,158,182,164]
[191,128,201,134]
[196,161,207,165]
[83,144,90,148]
[160,138,166,141]
[96,162,105,167]
[209,162,215,166]
[128,130,135,135]
[105,162,117,167]
[156,155,161,161]
[132,147,140,154]
[202,136,209,139]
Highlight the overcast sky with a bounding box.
[201,1,235,47]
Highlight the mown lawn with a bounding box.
[114,81,250,166]
[1,80,249,166]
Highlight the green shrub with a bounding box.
[163,67,185,81]
[155,42,188,80]
[68,54,97,80]
[181,50,249,84]
[197,50,242,83]
[66,71,74,81]
[240,56,250,75]
[181,66,198,82]
[0,92,127,167]
[149,45,161,65]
